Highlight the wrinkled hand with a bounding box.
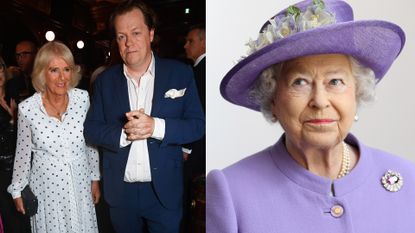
[14,197,25,215]
[124,108,155,141]
[91,181,101,204]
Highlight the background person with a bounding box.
[0,56,30,233]
[182,23,206,233]
[6,40,37,103]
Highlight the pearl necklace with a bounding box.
[337,141,351,179]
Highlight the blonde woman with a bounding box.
[8,42,100,232]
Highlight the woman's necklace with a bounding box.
[43,95,68,119]
[337,141,351,179]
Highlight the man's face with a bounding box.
[15,42,36,74]
[184,29,205,62]
[114,8,154,72]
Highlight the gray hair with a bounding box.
[250,56,376,122]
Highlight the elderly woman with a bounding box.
[7,41,100,232]
[207,0,415,232]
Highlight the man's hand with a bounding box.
[124,108,155,141]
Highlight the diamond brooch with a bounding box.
[381,170,403,192]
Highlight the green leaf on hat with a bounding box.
[286,5,301,19]
[313,0,325,9]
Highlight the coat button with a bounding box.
[330,205,344,218]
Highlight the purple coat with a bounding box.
[207,134,415,233]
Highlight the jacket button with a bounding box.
[330,205,344,218]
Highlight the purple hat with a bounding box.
[220,0,405,111]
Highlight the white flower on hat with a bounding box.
[245,0,336,57]
[299,5,336,30]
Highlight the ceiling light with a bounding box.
[77,40,85,49]
[45,31,55,41]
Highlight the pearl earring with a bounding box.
[272,114,277,122]
[354,114,359,121]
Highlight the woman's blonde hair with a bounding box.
[32,41,81,92]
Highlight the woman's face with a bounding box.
[272,54,357,149]
[44,57,72,96]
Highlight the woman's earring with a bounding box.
[354,114,359,121]
[272,114,277,122]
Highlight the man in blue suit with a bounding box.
[84,1,205,232]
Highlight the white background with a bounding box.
[206,0,415,172]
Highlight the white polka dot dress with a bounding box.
[7,88,100,233]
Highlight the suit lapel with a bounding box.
[152,56,169,115]
[113,65,131,113]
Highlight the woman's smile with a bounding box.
[304,119,336,124]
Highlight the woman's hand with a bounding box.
[0,97,17,121]
[13,197,25,215]
[91,180,101,204]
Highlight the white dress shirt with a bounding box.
[120,53,165,182]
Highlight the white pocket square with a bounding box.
[164,88,186,99]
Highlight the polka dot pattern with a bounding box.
[7,88,100,233]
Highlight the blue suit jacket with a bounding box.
[84,56,205,209]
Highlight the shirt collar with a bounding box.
[123,52,155,80]
[194,53,205,67]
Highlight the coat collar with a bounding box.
[113,65,130,114]
[151,55,169,115]
[271,133,373,197]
